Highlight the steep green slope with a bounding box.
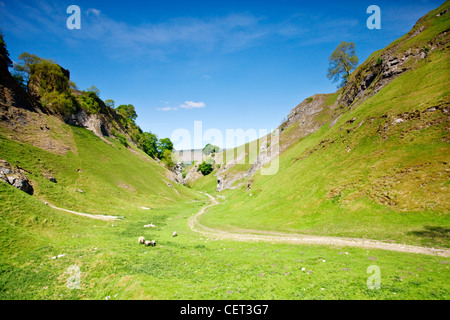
[199,2,450,248]
[0,119,196,214]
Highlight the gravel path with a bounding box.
[189,193,450,257]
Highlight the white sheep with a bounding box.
[138,236,145,244]
[172,231,177,237]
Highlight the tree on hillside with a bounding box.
[32,59,71,93]
[69,81,79,90]
[327,41,359,88]
[161,149,175,169]
[12,52,72,95]
[116,104,137,122]
[157,138,174,158]
[12,52,42,88]
[10,52,77,115]
[86,85,100,98]
[198,161,214,176]
[80,91,101,114]
[138,132,158,158]
[202,143,220,156]
[105,99,115,109]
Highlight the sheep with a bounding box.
[138,236,145,244]
[172,231,177,237]
[144,240,156,247]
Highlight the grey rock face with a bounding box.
[0,159,34,195]
[65,109,111,138]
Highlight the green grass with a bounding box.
[188,170,218,193]
[1,182,449,300]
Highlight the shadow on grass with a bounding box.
[408,226,450,247]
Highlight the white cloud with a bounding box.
[86,8,101,17]
[156,106,178,111]
[179,101,206,109]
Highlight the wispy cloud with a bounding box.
[179,101,206,109]
[0,0,308,60]
[156,106,178,112]
[86,8,101,17]
[0,0,369,61]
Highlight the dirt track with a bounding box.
[189,193,450,258]
[42,200,121,221]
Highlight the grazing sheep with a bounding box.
[138,236,145,244]
[144,240,156,247]
[172,231,177,237]
[144,223,155,228]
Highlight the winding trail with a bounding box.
[41,200,122,221]
[189,193,450,258]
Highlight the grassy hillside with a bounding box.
[0,119,197,214]
[199,4,450,248]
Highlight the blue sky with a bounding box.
[0,0,444,149]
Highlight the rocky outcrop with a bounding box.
[166,162,184,185]
[215,131,280,192]
[338,46,428,110]
[0,44,132,144]
[65,108,112,138]
[216,171,246,192]
[284,94,326,130]
[184,163,203,185]
[246,139,279,177]
[337,5,449,112]
[0,159,34,195]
